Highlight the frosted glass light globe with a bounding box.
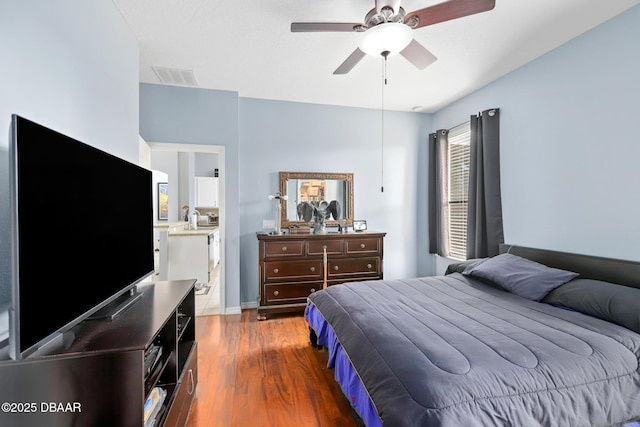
[359,23,413,57]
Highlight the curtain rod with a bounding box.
[448,119,470,132]
[437,108,498,134]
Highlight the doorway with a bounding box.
[148,142,226,316]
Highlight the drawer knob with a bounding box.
[273,268,279,274]
[360,243,366,249]
[281,246,287,252]
[273,290,279,296]
[334,266,339,271]
[310,288,316,293]
[310,266,315,272]
[367,263,372,269]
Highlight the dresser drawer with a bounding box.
[328,257,380,278]
[257,232,385,319]
[346,238,381,254]
[307,239,343,255]
[264,282,321,304]
[264,260,323,282]
[264,241,304,257]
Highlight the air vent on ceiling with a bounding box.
[151,66,199,87]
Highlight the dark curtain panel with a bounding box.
[467,108,504,258]
[428,130,449,256]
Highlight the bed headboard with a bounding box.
[499,244,640,289]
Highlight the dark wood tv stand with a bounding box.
[0,280,197,427]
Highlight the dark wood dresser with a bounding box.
[256,231,386,319]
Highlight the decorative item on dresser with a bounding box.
[256,231,386,320]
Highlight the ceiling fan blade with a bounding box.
[333,48,367,75]
[405,0,495,29]
[376,0,402,15]
[291,22,361,32]
[400,39,437,70]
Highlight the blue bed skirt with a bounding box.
[305,303,382,427]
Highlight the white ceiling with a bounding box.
[112,0,639,113]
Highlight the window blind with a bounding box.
[447,122,470,260]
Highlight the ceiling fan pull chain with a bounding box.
[384,50,388,85]
[380,52,389,193]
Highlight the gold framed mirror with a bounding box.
[279,171,354,229]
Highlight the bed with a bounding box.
[305,245,640,427]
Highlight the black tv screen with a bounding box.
[9,114,154,359]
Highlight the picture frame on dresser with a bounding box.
[353,220,367,232]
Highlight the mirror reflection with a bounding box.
[279,172,354,228]
[286,179,345,221]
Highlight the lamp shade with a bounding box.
[359,23,413,57]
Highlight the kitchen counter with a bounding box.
[154,221,188,230]
[169,226,218,236]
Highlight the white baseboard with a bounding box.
[224,306,242,315]
[241,301,258,310]
[220,301,257,315]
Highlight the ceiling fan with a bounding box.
[291,0,496,74]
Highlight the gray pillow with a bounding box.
[543,279,640,334]
[444,258,485,275]
[462,253,579,301]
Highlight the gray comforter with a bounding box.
[307,273,640,427]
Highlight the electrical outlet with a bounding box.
[263,219,275,229]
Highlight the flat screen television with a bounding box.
[9,114,154,360]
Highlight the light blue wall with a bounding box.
[139,87,429,307]
[238,98,430,304]
[431,5,640,270]
[0,1,138,342]
[139,84,242,310]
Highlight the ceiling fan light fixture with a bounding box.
[359,23,412,57]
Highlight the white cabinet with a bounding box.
[167,233,210,286]
[194,177,218,207]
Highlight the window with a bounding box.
[447,123,470,260]
[429,109,502,260]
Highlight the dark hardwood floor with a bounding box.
[186,309,358,427]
